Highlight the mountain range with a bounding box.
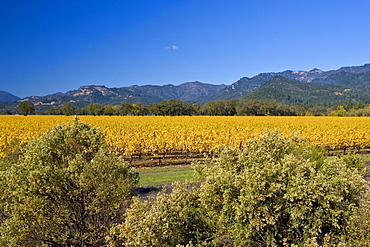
[1,63,370,110]
[199,63,370,103]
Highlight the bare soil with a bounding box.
[365,161,370,181]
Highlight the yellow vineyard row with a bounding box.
[1,115,370,157]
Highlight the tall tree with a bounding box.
[103,105,115,116]
[119,102,134,115]
[131,103,148,116]
[18,101,35,116]
[60,102,77,116]
[86,103,104,116]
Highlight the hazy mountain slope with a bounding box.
[20,82,226,108]
[0,91,20,102]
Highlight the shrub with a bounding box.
[110,181,212,247]
[0,118,138,246]
[117,131,370,246]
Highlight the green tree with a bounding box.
[190,103,201,115]
[131,102,148,116]
[18,101,35,116]
[0,118,138,246]
[120,102,134,115]
[329,105,348,116]
[103,105,115,116]
[153,99,194,116]
[117,131,370,246]
[352,105,370,117]
[357,100,365,109]
[60,102,77,116]
[86,103,104,116]
[306,104,327,116]
[149,103,163,116]
[201,100,227,115]
[346,98,354,111]
[78,107,88,115]
[290,103,306,116]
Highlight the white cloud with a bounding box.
[166,45,178,50]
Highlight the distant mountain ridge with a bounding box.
[17,82,226,108]
[1,63,370,108]
[199,63,370,102]
[0,91,20,103]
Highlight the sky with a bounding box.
[0,0,369,98]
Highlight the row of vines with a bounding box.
[1,115,370,157]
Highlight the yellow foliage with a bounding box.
[1,115,370,157]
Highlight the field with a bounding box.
[1,115,370,159]
[1,115,370,186]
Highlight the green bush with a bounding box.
[110,181,213,247]
[116,131,370,246]
[0,118,138,246]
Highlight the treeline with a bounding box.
[8,98,370,116]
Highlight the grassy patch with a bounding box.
[135,152,370,187]
[363,154,370,161]
[137,165,194,187]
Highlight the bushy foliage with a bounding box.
[117,131,370,246]
[109,182,213,247]
[0,118,138,246]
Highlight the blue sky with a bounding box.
[1,0,369,98]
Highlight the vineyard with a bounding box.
[1,115,370,160]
